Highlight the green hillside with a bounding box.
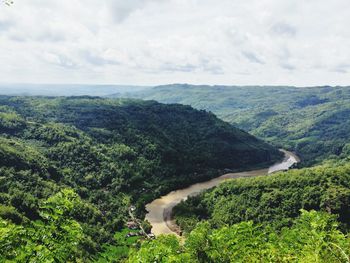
[173,158,350,233]
[117,85,350,166]
[0,96,280,260]
[128,160,350,262]
[129,210,350,262]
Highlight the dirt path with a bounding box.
[145,150,299,236]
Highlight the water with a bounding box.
[268,149,300,173]
[145,150,299,236]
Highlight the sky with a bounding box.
[0,0,349,86]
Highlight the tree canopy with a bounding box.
[0,96,280,259]
[118,85,350,166]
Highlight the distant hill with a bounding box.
[0,96,281,257]
[0,84,151,96]
[112,84,350,166]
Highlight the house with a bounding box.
[126,221,139,230]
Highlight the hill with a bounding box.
[0,84,150,96]
[114,84,350,166]
[173,158,350,233]
[0,96,281,259]
[129,209,350,262]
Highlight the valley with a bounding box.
[0,95,281,261]
[146,150,299,236]
[0,92,349,262]
[2,1,350,261]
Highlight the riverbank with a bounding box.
[145,150,299,236]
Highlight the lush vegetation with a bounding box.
[1,93,349,262]
[118,84,350,166]
[0,96,280,260]
[7,188,350,262]
[173,160,350,233]
[1,189,84,262]
[128,210,350,262]
[129,160,350,262]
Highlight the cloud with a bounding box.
[160,63,196,73]
[332,63,350,74]
[242,51,265,64]
[280,62,296,71]
[270,22,296,37]
[106,0,153,23]
[81,50,120,66]
[0,0,350,86]
[0,19,12,32]
[41,52,78,69]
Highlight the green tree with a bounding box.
[0,189,83,262]
[127,210,350,262]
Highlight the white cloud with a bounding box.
[0,0,350,86]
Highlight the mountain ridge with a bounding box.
[111,84,350,166]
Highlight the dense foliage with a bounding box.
[0,96,280,259]
[1,189,84,262]
[128,210,350,262]
[1,93,348,262]
[118,84,350,166]
[173,161,350,233]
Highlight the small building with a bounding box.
[126,221,139,230]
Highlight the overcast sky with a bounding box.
[0,0,349,86]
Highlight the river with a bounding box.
[145,150,300,236]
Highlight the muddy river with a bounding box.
[145,150,300,236]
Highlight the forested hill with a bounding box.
[114,84,350,166]
[0,96,281,259]
[135,158,349,262]
[173,159,350,234]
